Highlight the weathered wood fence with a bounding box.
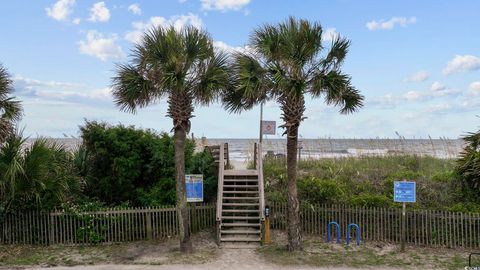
[0,203,215,245]
[270,203,480,249]
[3,203,480,248]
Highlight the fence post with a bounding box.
[146,209,153,240]
[49,212,54,245]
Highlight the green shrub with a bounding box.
[349,194,390,207]
[456,131,480,202]
[298,177,345,204]
[0,133,81,212]
[79,121,216,206]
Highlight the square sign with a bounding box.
[261,121,276,135]
[186,174,203,202]
[394,181,416,203]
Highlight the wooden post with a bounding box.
[264,217,271,244]
[146,211,153,240]
[401,202,406,252]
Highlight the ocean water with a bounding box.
[28,137,464,162]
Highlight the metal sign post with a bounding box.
[394,180,416,252]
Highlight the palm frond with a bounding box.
[321,36,351,71]
[310,70,363,114]
[222,53,270,113]
[193,51,231,105]
[111,63,160,113]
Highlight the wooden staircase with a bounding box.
[215,143,265,247]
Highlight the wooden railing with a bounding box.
[0,204,215,245]
[215,143,225,222]
[256,142,265,221]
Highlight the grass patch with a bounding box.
[0,230,218,268]
[259,232,472,270]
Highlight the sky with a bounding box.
[0,0,479,139]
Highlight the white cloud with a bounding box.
[14,76,112,104]
[430,81,445,92]
[468,82,480,96]
[213,41,252,55]
[46,0,75,21]
[366,16,416,31]
[405,71,429,82]
[79,30,124,61]
[322,27,339,42]
[426,103,452,113]
[88,2,111,22]
[128,3,142,15]
[404,90,423,101]
[72,18,81,25]
[201,0,250,11]
[125,13,203,43]
[442,55,480,75]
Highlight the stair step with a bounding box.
[220,237,261,242]
[222,216,260,220]
[224,170,258,176]
[223,203,259,206]
[223,191,258,194]
[222,209,259,213]
[223,197,259,200]
[223,178,258,182]
[223,185,259,188]
[221,223,261,227]
[221,230,261,234]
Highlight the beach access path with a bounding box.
[27,248,402,270]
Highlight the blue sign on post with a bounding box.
[186,174,203,202]
[394,181,416,203]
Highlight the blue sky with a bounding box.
[0,0,479,139]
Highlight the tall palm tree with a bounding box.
[223,17,364,250]
[0,64,22,143]
[112,26,230,252]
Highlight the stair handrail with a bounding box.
[216,143,225,221]
[257,142,265,221]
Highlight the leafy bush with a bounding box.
[263,155,461,210]
[456,131,480,202]
[298,177,345,204]
[79,121,216,206]
[0,133,82,212]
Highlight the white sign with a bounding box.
[261,121,276,135]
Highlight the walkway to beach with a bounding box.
[27,248,400,270]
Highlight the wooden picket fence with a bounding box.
[3,202,480,248]
[270,203,480,249]
[0,203,215,245]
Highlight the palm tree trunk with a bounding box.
[174,126,193,253]
[286,127,302,251]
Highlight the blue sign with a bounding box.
[394,181,416,203]
[186,174,203,202]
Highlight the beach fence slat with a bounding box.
[2,204,480,248]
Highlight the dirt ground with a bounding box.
[0,230,474,270]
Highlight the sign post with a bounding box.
[186,174,204,203]
[394,180,416,252]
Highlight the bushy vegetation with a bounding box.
[0,133,82,213]
[456,130,480,203]
[0,122,217,213]
[78,121,217,207]
[263,155,477,211]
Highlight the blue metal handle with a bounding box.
[346,223,361,246]
[327,221,341,244]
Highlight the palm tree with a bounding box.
[112,26,230,252]
[223,17,364,250]
[0,64,22,143]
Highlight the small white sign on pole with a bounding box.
[261,121,276,135]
